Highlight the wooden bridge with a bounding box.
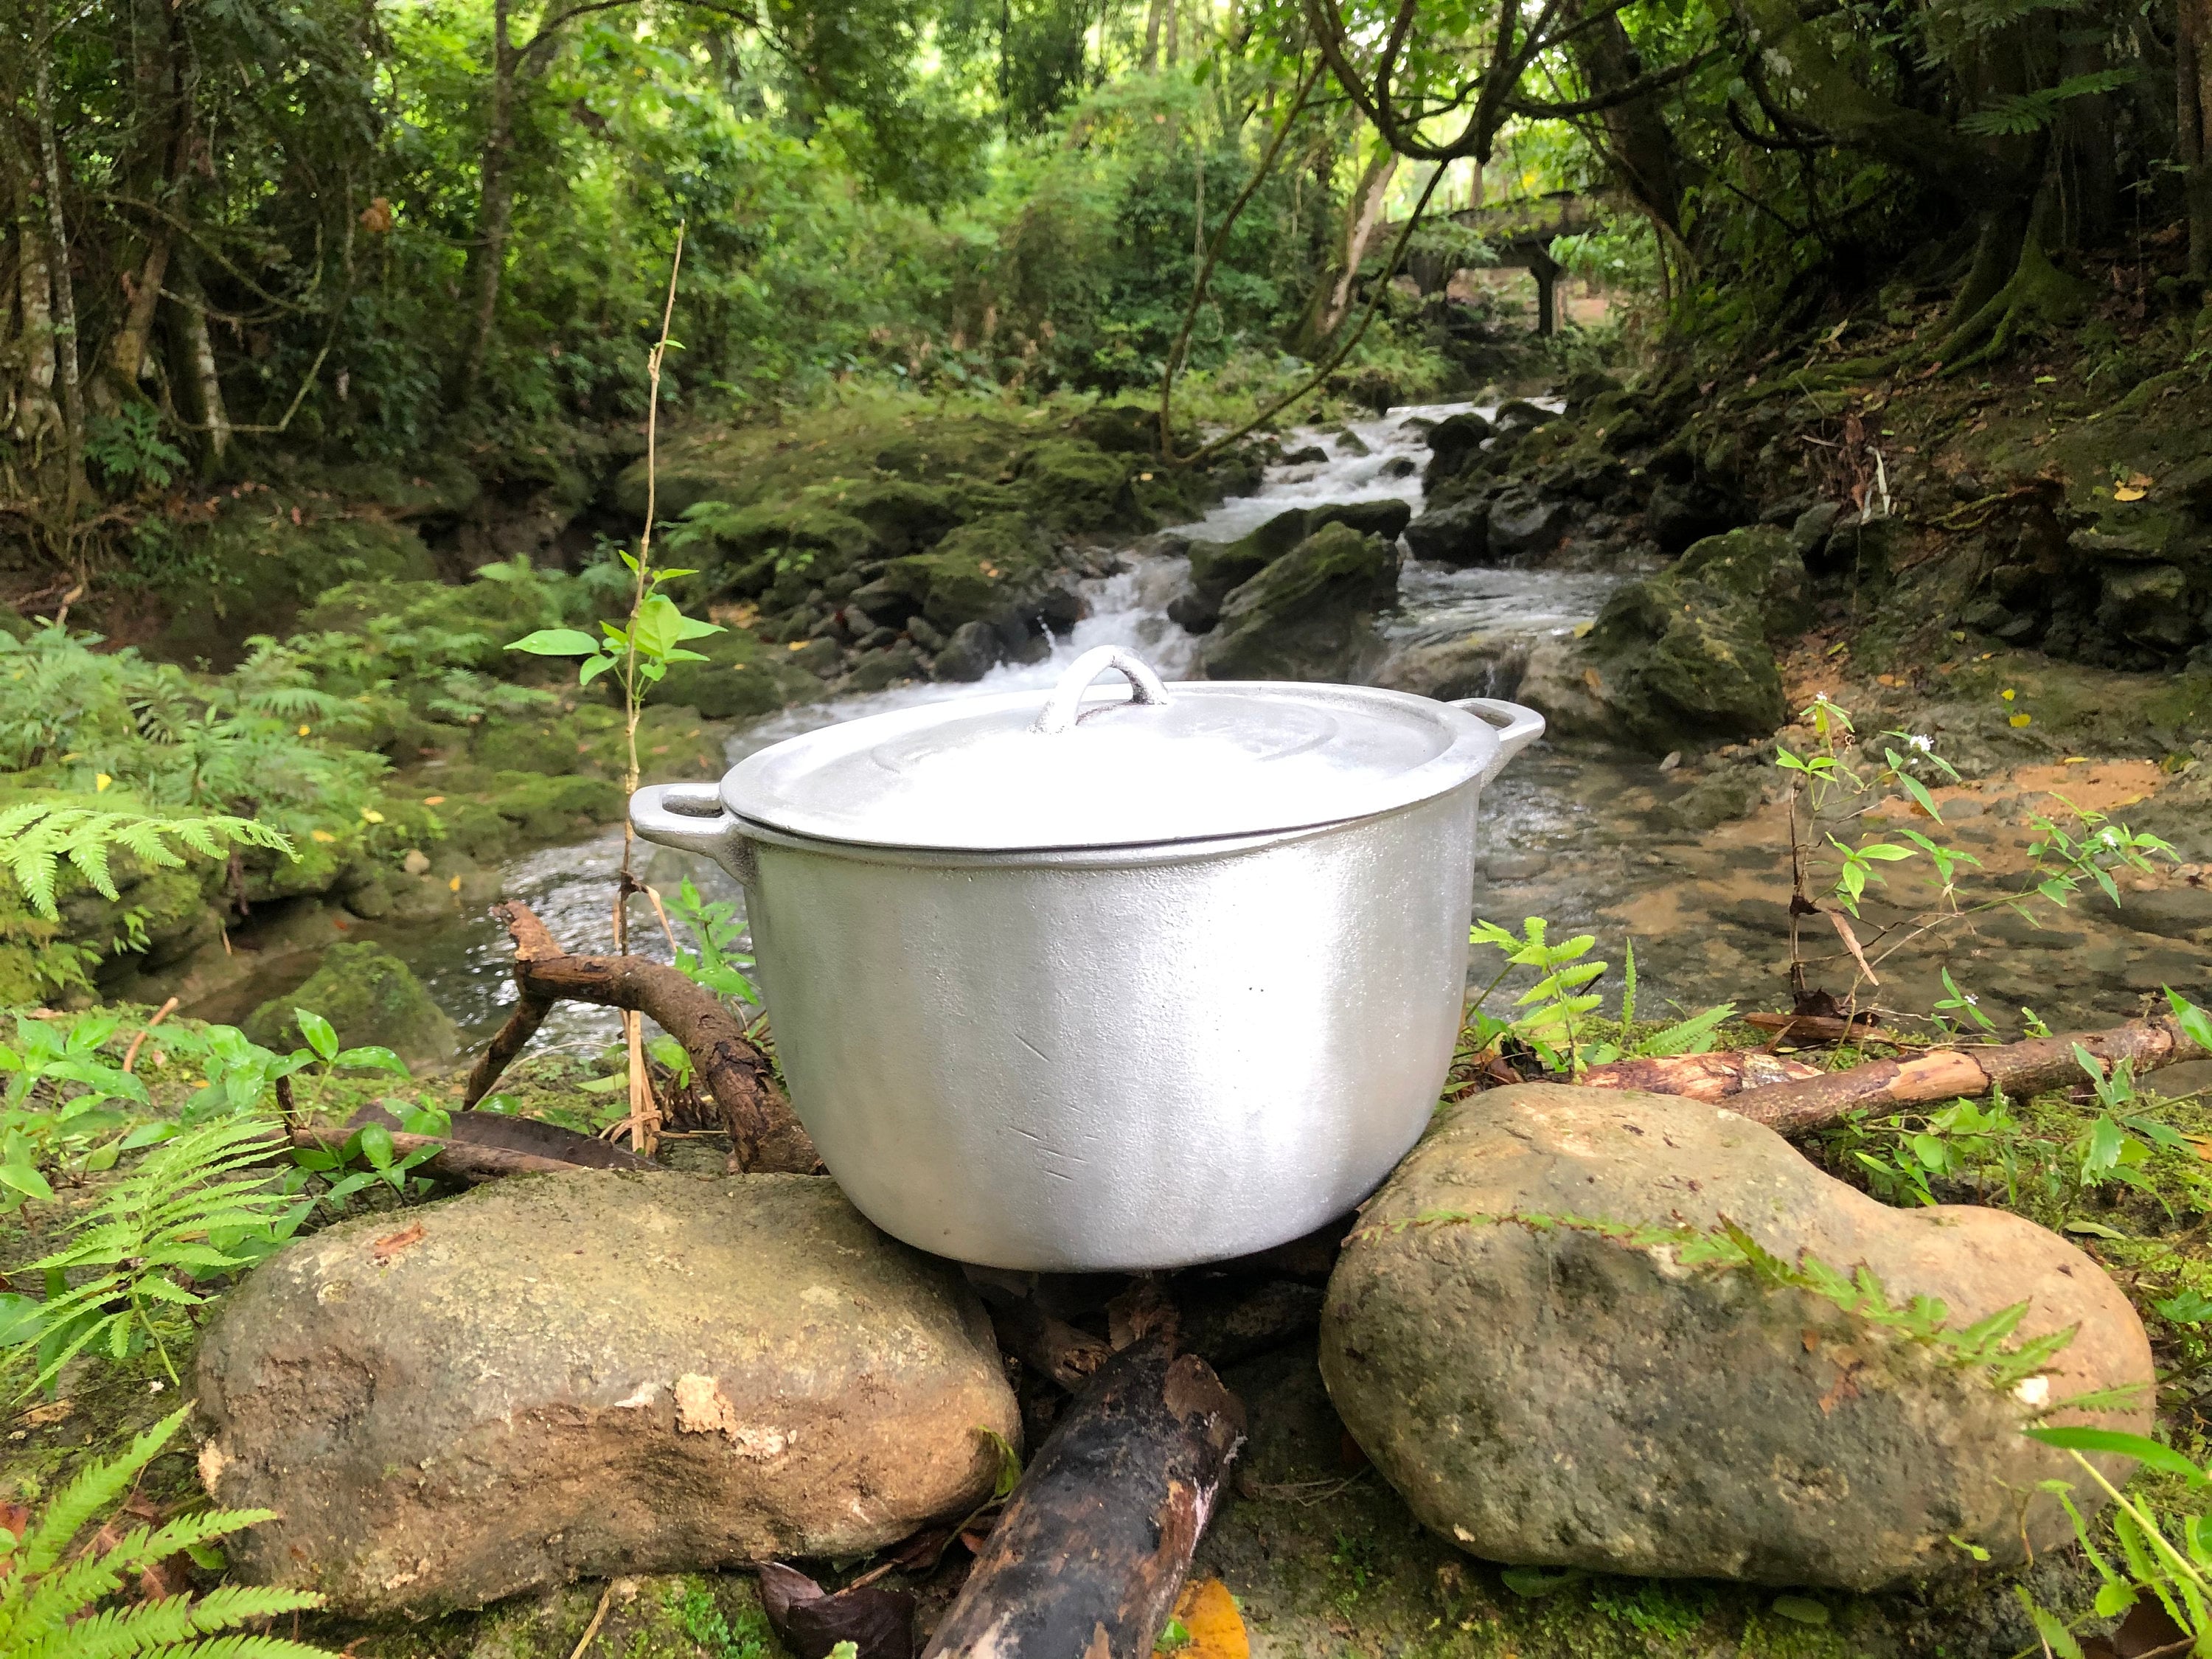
[1392,191,1605,335]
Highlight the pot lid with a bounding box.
[720,647,1517,853]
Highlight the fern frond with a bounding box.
[15,1411,186,1576]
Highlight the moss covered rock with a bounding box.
[243,940,457,1067]
[891,512,1057,631]
[1200,522,1399,683]
[1322,1082,2154,1590]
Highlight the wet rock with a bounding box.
[1307,499,1413,543]
[1403,498,1490,567]
[891,514,1058,632]
[1492,399,1556,432]
[1646,473,1745,554]
[1788,501,1843,568]
[1663,765,1768,830]
[1167,591,1220,635]
[196,1172,1020,1617]
[1321,1083,2153,1590]
[2099,563,2202,652]
[1423,412,1495,488]
[243,941,456,1068]
[933,619,1004,682]
[1200,523,1398,683]
[846,642,926,691]
[1279,445,1328,466]
[1187,504,1408,610]
[1512,636,1613,740]
[1486,486,1570,561]
[906,615,947,653]
[1380,456,1418,479]
[1328,427,1373,457]
[1376,634,1528,703]
[841,480,963,557]
[1673,525,1815,639]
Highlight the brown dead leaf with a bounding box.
[372,1222,425,1265]
[19,1399,73,1428]
[1160,1579,1248,1659]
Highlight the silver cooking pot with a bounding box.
[631,646,1542,1272]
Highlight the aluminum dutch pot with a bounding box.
[630,645,1543,1273]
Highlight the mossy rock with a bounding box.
[889,513,1057,631]
[841,479,964,556]
[653,628,822,720]
[243,940,457,1068]
[1016,438,1135,532]
[149,510,439,665]
[1200,523,1399,683]
[1672,525,1815,639]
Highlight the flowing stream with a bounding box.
[185,399,2212,1059]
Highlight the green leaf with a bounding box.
[293,1009,338,1063]
[333,1046,411,1077]
[1770,1596,1829,1626]
[2026,1426,2209,1484]
[506,628,604,657]
[0,1161,54,1201]
[2065,1219,2128,1239]
[2166,987,2212,1055]
[358,1124,395,1169]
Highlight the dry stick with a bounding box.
[119,995,179,1074]
[921,1338,1245,1659]
[1169,160,1450,469]
[465,902,817,1174]
[987,1299,1115,1391]
[612,222,688,1158]
[566,1583,616,1659]
[1728,1015,2208,1136]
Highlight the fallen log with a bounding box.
[922,1338,1244,1659]
[1731,1014,2207,1135]
[465,902,818,1174]
[1580,1051,1821,1101]
[987,1298,1113,1392]
[286,1124,651,1183]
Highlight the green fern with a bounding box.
[0,1407,333,1659]
[0,804,292,921]
[5,1117,307,1394]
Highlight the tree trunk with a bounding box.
[1569,2,1686,234]
[1141,0,1162,70]
[31,51,83,495]
[1301,133,1397,347]
[1163,0,1178,66]
[461,0,518,405]
[3,139,60,447]
[177,265,231,459]
[109,232,172,388]
[2180,0,2212,276]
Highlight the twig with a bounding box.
[567,1583,616,1659]
[285,1124,643,1183]
[467,902,817,1174]
[120,996,178,1074]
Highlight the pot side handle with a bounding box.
[630,782,754,880]
[1451,698,1546,781]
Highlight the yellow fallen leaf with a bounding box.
[1158,1580,1248,1659]
[310,830,337,843]
[2064,757,2090,763]
[788,641,806,652]
[94,773,111,793]
[2000,689,2016,701]
[2010,713,2032,727]
[1140,472,1155,481]
[2114,485,2146,502]
[423,795,445,805]
[361,808,386,824]
[298,724,313,736]
[448,875,462,892]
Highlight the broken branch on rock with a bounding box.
[286,1123,651,1183]
[1729,1014,2208,1134]
[465,901,818,1173]
[921,1338,1244,1659]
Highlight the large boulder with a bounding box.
[1321,1084,2153,1591]
[1485,484,1570,561]
[243,941,456,1069]
[1521,525,1812,750]
[1200,522,1399,683]
[195,1172,1020,1616]
[1403,497,1490,566]
[1423,411,1494,488]
[1186,502,1413,613]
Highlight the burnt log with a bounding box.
[921,1338,1244,1659]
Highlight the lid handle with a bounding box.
[1030,647,1172,735]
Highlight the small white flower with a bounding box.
[2101,827,2126,847]
[1907,733,1934,753]
[1964,993,1978,1006]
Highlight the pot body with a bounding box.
[728,787,1482,1271]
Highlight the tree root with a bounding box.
[465,901,818,1174]
[1933,209,2093,369]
